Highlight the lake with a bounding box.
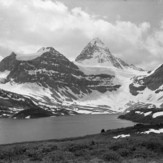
[0,114,135,144]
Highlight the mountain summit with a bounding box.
[75,38,143,70]
[75,38,125,68]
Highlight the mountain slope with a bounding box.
[130,64,163,95]
[128,64,163,108]
[0,88,41,118]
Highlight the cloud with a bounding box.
[0,0,162,70]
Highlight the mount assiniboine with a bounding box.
[0,38,162,118]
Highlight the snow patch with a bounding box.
[0,70,10,79]
[25,116,31,119]
[141,128,163,134]
[113,134,130,139]
[144,111,152,116]
[152,112,163,118]
[135,111,143,114]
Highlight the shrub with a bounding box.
[109,140,129,151]
[102,151,122,162]
[118,148,130,157]
[133,147,157,159]
[138,138,161,152]
[49,151,74,162]
[29,153,42,161]
[41,145,58,153]
[66,143,91,152]
[101,129,105,133]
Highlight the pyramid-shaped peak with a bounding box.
[10,52,17,57]
[75,38,115,65]
[75,38,137,70]
[90,37,104,43]
[89,37,106,48]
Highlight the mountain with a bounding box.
[0,38,162,119]
[0,46,121,117]
[1,47,120,95]
[75,38,143,71]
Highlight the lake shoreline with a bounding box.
[0,114,135,145]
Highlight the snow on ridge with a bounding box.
[152,111,163,118]
[146,64,163,77]
[16,47,57,61]
[37,47,51,53]
[135,111,152,117]
[144,111,152,116]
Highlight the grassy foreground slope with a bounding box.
[1,124,163,163]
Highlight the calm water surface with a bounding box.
[0,114,135,144]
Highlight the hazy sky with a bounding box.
[0,0,162,70]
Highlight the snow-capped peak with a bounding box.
[75,38,123,68]
[89,37,107,49]
[37,47,56,54]
[36,46,66,59]
[75,38,144,71]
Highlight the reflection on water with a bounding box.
[0,114,135,144]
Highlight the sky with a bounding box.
[0,0,163,70]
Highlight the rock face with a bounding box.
[130,64,163,95]
[127,64,163,110]
[75,38,143,70]
[0,88,40,118]
[144,64,163,91]
[0,52,18,71]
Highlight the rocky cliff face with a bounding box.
[130,64,163,95]
[0,88,40,118]
[0,52,18,72]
